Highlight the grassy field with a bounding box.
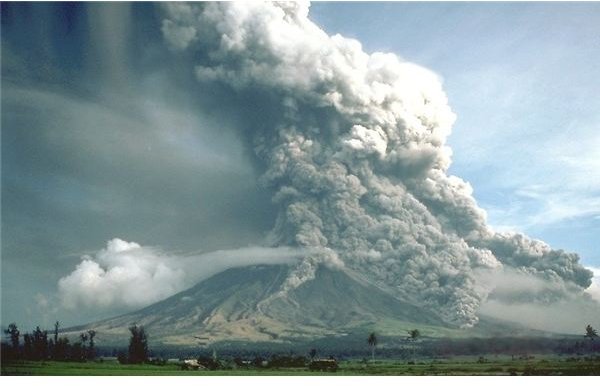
[3,356,600,376]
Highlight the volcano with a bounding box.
[65,264,552,347]
[56,2,596,345]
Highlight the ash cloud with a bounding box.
[476,266,600,333]
[160,2,594,327]
[585,267,600,302]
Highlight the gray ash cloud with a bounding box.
[160,2,592,327]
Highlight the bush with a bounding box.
[147,357,166,366]
[197,356,222,370]
[252,356,266,368]
[117,352,128,364]
[268,355,307,368]
[308,359,338,372]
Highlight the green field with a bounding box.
[3,357,600,376]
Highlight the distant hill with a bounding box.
[64,265,563,347]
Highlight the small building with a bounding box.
[180,359,206,370]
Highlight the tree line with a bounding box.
[2,321,96,362]
[367,329,421,361]
[364,326,600,361]
[4,321,597,364]
[2,321,150,364]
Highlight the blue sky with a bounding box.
[310,2,600,267]
[1,2,599,328]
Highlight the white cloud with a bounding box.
[452,98,600,233]
[58,238,304,311]
[58,239,186,310]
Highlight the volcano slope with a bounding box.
[65,264,553,347]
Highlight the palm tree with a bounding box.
[367,332,377,361]
[584,325,598,340]
[407,329,420,361]
[80,332,88,355]
[407,329,420,341]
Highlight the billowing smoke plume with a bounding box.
[161,2,593,326]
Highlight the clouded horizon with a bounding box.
[2,2,599,332]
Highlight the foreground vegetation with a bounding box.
[3,356,600,376]
[3,321,599,375]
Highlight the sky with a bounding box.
[1,2,599,330]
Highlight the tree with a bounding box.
[252,355,265,368]
[117,351,128,364]
[367,332,378,361]
[3,322,21,360]
[53,321,60,346]
[407,329,421,361]
[53,337,70,361]
[79,332,89,360]
[584,325,598,340]
[408,329,421,341]
[87,330,97,360]
[309,348,317,361]
[233,356,246,368]
[71,342,85,362]
[23,333,33,360]
[127,324,149,364]
[4,323,20,350]
[32,326,49,360]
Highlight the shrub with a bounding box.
[117,352,128,364]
